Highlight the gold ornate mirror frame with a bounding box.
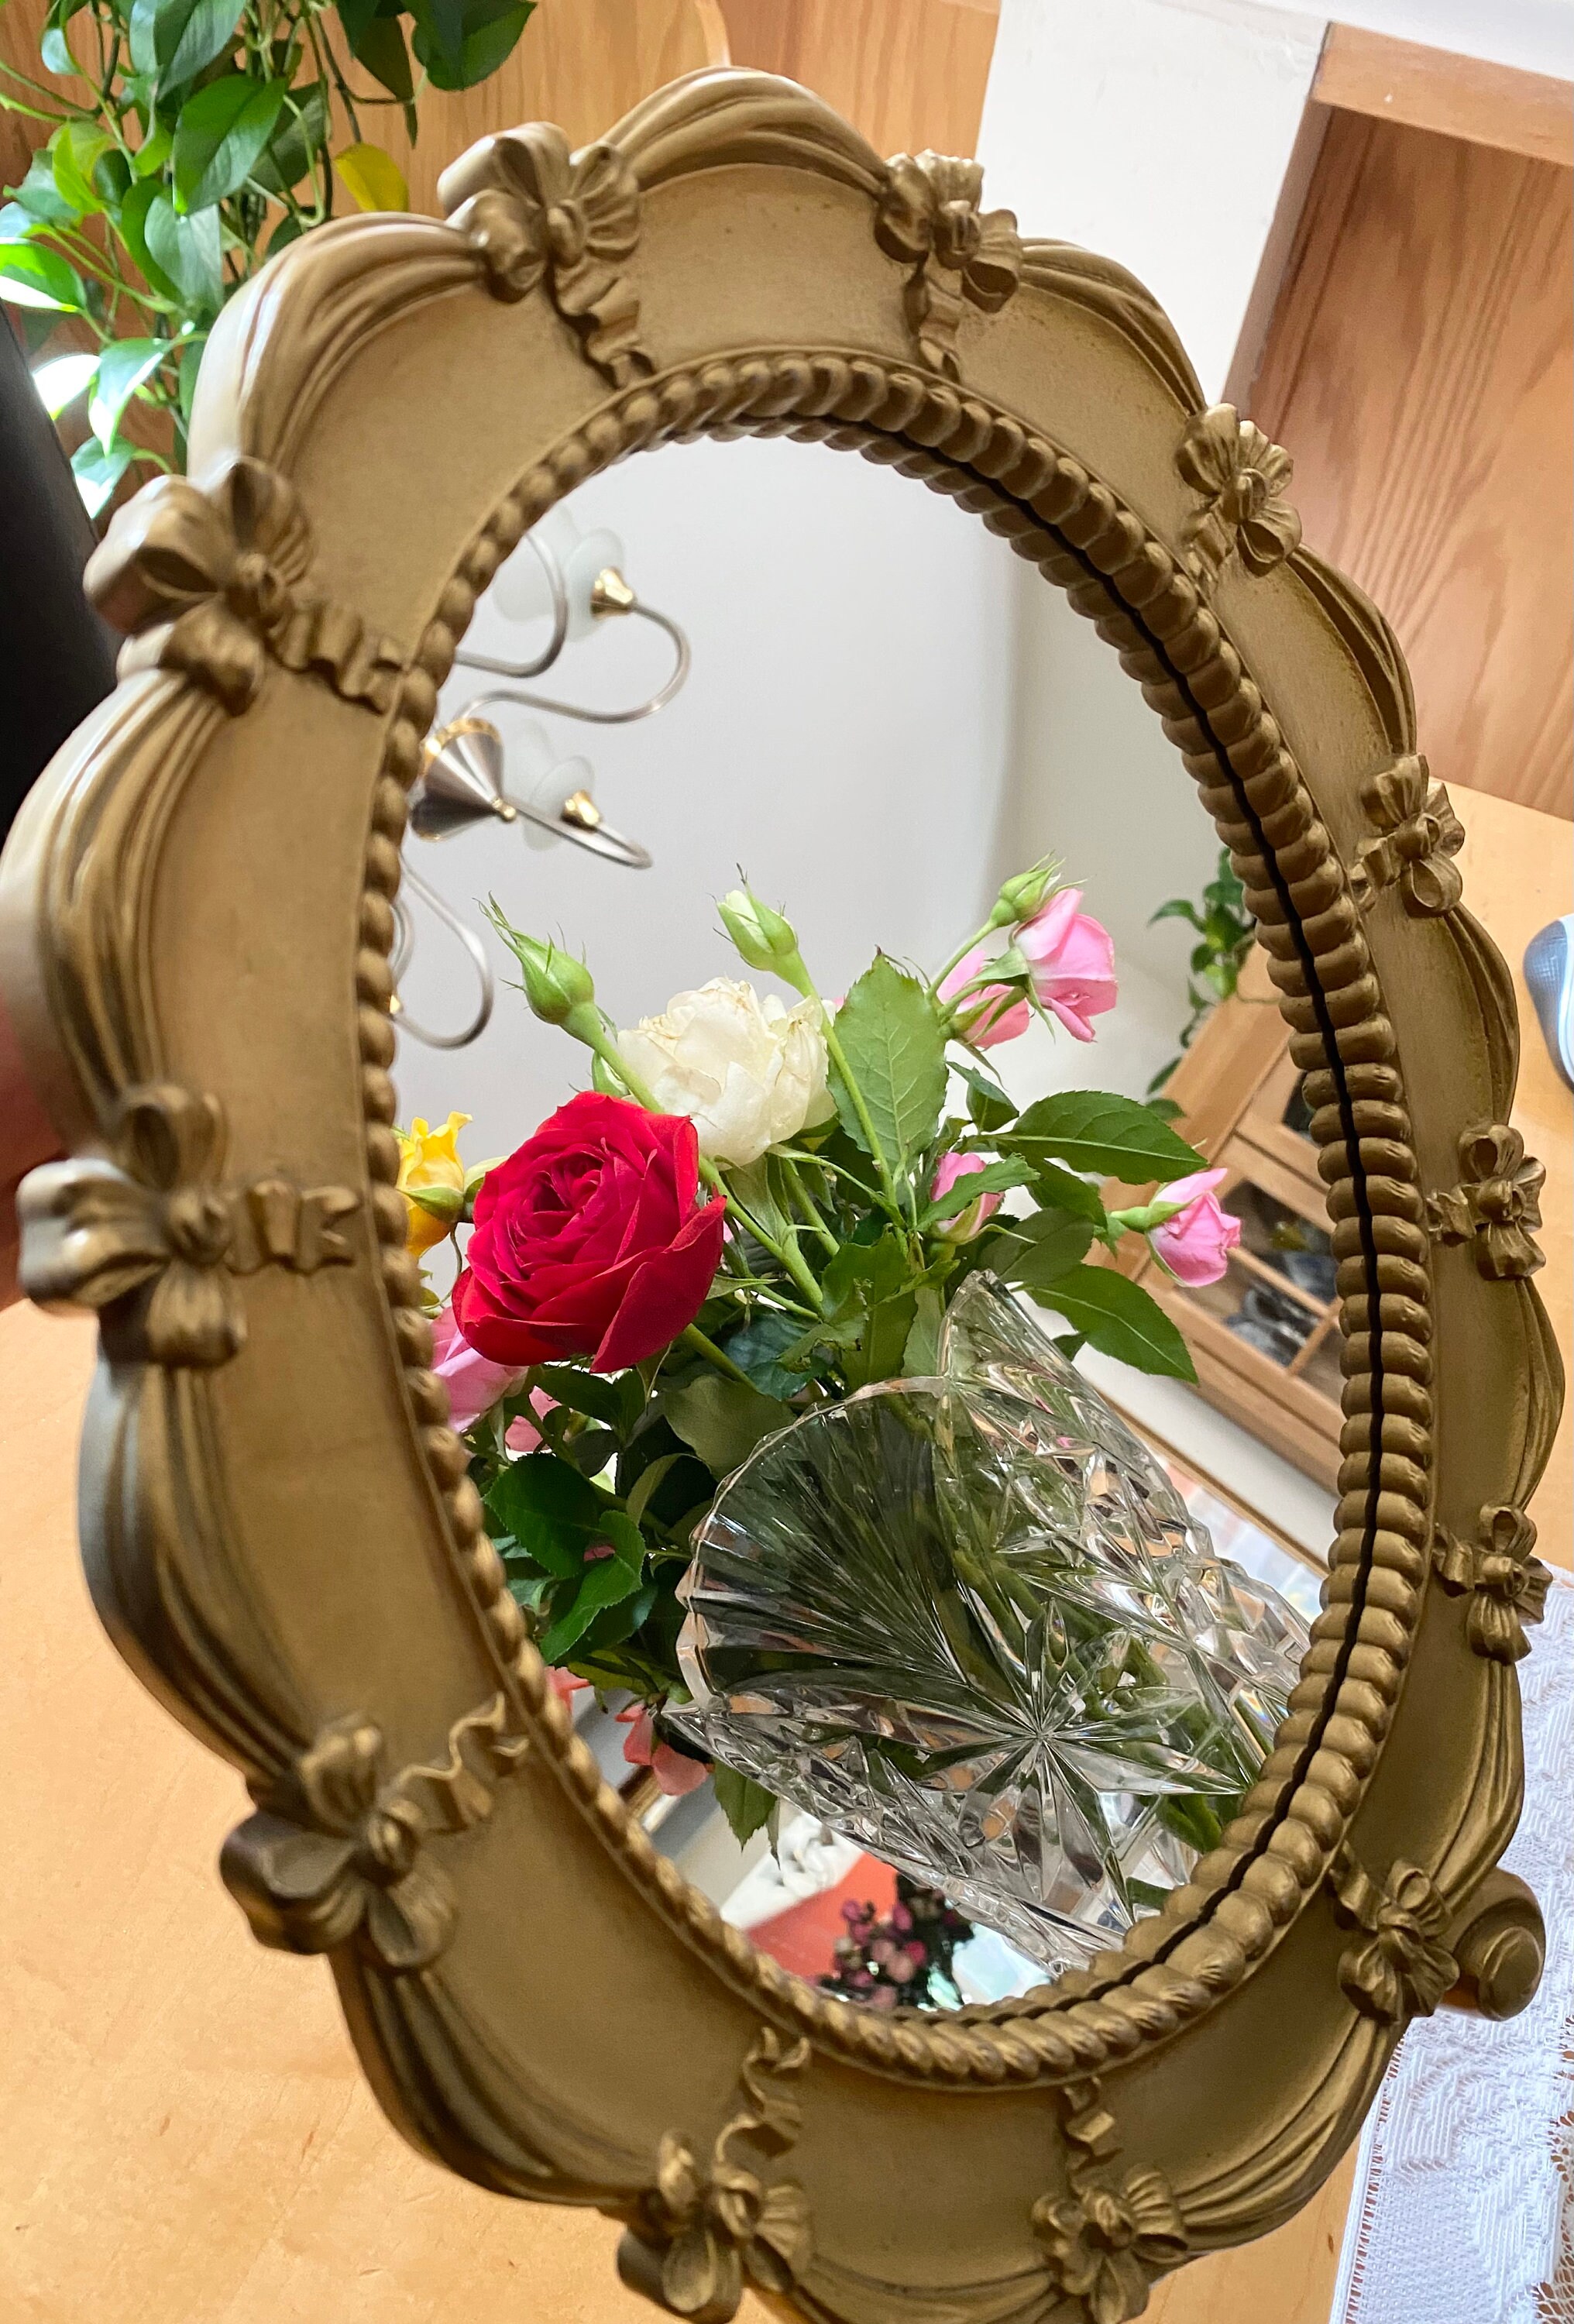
[1,67,1562,2324]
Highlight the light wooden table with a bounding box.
[1,781,1565,2322]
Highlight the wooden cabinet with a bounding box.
[1115,953,1344,1491]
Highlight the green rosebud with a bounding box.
[987,857,1060,930]
[510,934,594,1023]
[719,885,801,974]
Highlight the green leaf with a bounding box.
[129,0,246,89]
[32,349,100,417]
[70,435,135,519]
[920,1154,1035,1229]
[902,1284,944,1377]
[1025,1263,1197,1379]
[528,1364,627,1428]
[957,1061,1016,1133]
[411,0,531,90]
[132,124,174,179]
[50,122,114,216]
[540,1552,648,1662]
[12,152,79,226]
[724,1157,792,1250]
[143,192,223,315]
[1001,1091,1206,1186]
[0,240,85,311]
[1029,1161,1108,1225]
[830,954,947,1175]
[1149,897,1205,930]
[660,1374,790,1477]
[336,0,416,99]
[721,1310,811,1401]
[118,177,180,302]
[712,1763,774,1845]
[173,74,287,211]
[88,335,167,449]
[1145,1095,1184,1123]
[485,1451,607,1575]
[247,82,328,194]
[624,1453,680,1530]
[993,1207,1095,1291]
[40,0,91,76]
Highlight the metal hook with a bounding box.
[455,566,690,723]
[410,717,652,870]
[390,858,496,1050]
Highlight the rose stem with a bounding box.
[778,1157,840,1258]
[679,1325,757,1387]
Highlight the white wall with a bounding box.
[978,0,1328,404]
[394,435,1017,1163]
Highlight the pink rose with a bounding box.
[1017,887,1118,1042]
[938,889,1117,1048]
[930,1151,1002,1242]
[620,1704,710,1796]
[431,1301,526,1430]
[1148,1168,1241,1287]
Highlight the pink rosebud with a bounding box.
[1148,1168,1242,1287]
[889,1903,913,1933]
[887,1948,917,1982]
[1016,888,1118,1042]
[937,942,1030,1049]
[431,1301,528,1431]
[930,1151,1002,1243]
[548,1666,588,1705]
[620,1704,710,1796]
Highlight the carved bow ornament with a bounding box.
[85,456,405,715]
[618,2029,813,2324]
[1029,2080,1187,2324]
[18,1083,359,1367]
[1176,404,1301,590]
[1434,1504,1550,1664]
[1332,1852,1458,2025]
[876,150,1022,379]
[439,123,651,384]
[1349,754,1466,917]
[1427,1122,1546,1280]
[220,1697,530,1972]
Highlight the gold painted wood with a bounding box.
[0,69,1559,2323]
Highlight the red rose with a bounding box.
[451,1092,726,1373]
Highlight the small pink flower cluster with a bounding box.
[939,886,1117,1048]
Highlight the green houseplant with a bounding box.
[1,0,535,508]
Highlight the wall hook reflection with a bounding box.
[390,861,495,1051]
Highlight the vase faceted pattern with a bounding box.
[676,1274,1309,1973]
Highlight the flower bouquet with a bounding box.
[398,861,1303,1966]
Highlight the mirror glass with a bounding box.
[390,438,1331,2006]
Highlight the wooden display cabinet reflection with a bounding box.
[1120,951,1344,1490]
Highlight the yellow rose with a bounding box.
[396,1112,471,1256]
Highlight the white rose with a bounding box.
[618,978,835,1168]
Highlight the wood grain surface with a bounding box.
[1253,109,1573,821]
[719,0,998,162]
[1315,25,1574,169]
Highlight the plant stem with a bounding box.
[778,1156,840,1257]
[680,1325,754,1387]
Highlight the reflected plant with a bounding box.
[1,0,534,508]
[1146,847,1256,1095]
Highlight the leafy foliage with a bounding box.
[2,0,534,507]
[1148,847,1257,1093]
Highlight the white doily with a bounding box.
[1332,1569,1574,2324]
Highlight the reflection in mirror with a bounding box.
[390,435,1331,2009]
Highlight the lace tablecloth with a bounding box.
[1332,1570,1574,2324]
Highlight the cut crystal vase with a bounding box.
[675,1274,1309,1975]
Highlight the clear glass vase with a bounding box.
[675,1274,1309,1975]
